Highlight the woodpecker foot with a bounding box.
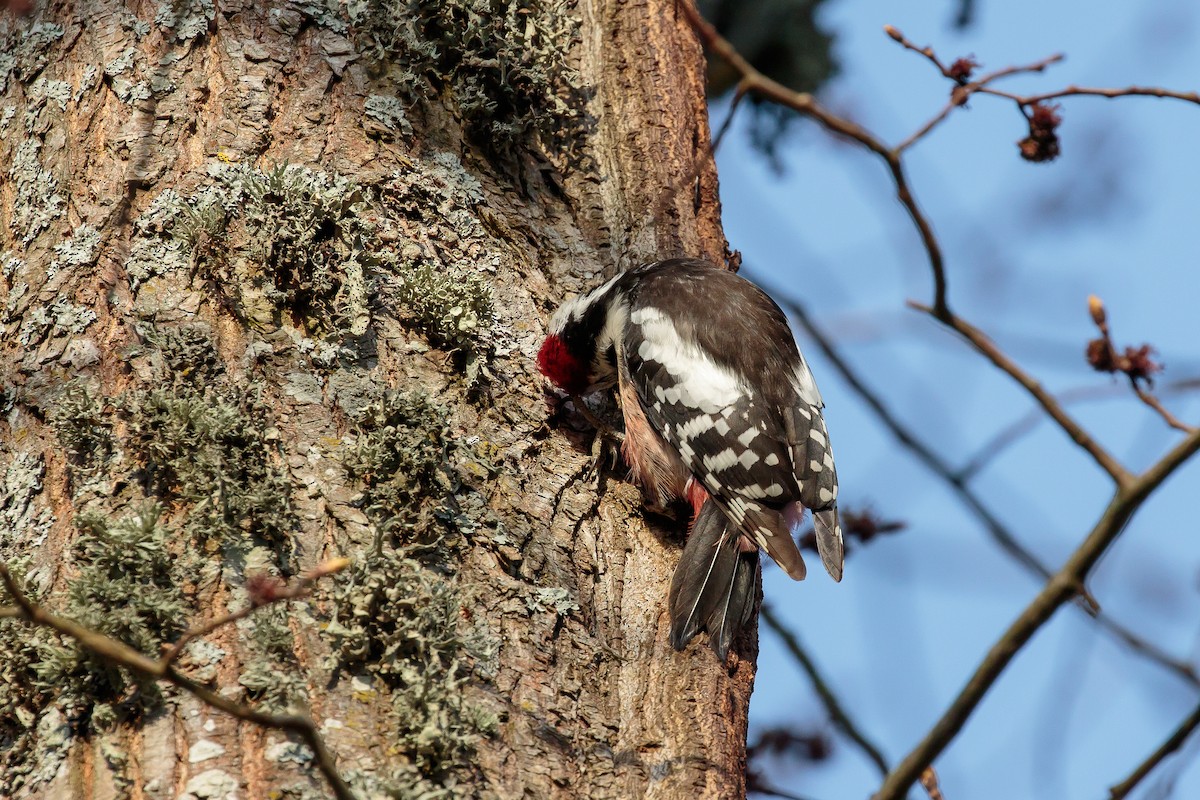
[569,393,625,443]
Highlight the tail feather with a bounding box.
[813,507,844,583]
[669,499,762,660]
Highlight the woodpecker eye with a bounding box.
[537,334,588,394]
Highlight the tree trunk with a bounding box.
[0,1,750,798]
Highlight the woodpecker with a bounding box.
[537,258,842,659]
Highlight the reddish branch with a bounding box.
[0,561,356,800]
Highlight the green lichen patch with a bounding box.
[169,163,375,338]
[324,548,497,795]
[373,155,496,362]
[0,507,188,738]
[344,392,452,543]
[136,322,225,387]
[49,381,114,479]
[53,507,189,728]
[389,257,492,356]
[123,386,297,552]
[0,565,50,735]
[237,604,309,713]
[347,0,591,161]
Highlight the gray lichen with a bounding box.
[324,548,498,795]
[525,586,580,617]
[9,139,66,245]
[18,298,97,349]
[0,20,64,95]
[347,0,591,159]
[363,93,413,138]
[155,0,215,42]
[0,452,54,557]
[169,163,375,337]
[123,188,192,289]
[123,385,297,552]
[53,224,102,267]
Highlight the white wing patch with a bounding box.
[790,358,824,407]
[632,306,743,414]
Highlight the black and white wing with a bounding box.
[622,304,814,579]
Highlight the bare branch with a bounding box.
[959,378,1200,481]
[873,427,1200,799]
[679,2,949,315]
[783,298,1070,591]
[786,298,1199,687]
[0,564,358,800]
[162,558,349,667]
[909,301,1132,486]
[1005,84,1200,107]
[1108,701,1200,800]
[761,603,890,776]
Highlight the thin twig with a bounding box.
[958,378,1200,481]
[0,564,358,800]
[873,427,1200,799]
[1001,85,1200,107]
[712,81,750,154]
[1085,295,1194,434]
[679,2,949,315]
[909,301,1132,486]
[1133,382,1197,433]
[883,26,949,76]
[1108,701,1200,799]
[761,603,890,776]
[162,559,348,667]
[785,298,1200,686]
[897,53,1066,152]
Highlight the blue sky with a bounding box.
[714,1,1200,798]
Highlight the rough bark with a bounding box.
[0,1,749,798]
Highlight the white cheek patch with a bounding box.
[554,273,623,330]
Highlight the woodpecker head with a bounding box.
[537,274,627,395]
